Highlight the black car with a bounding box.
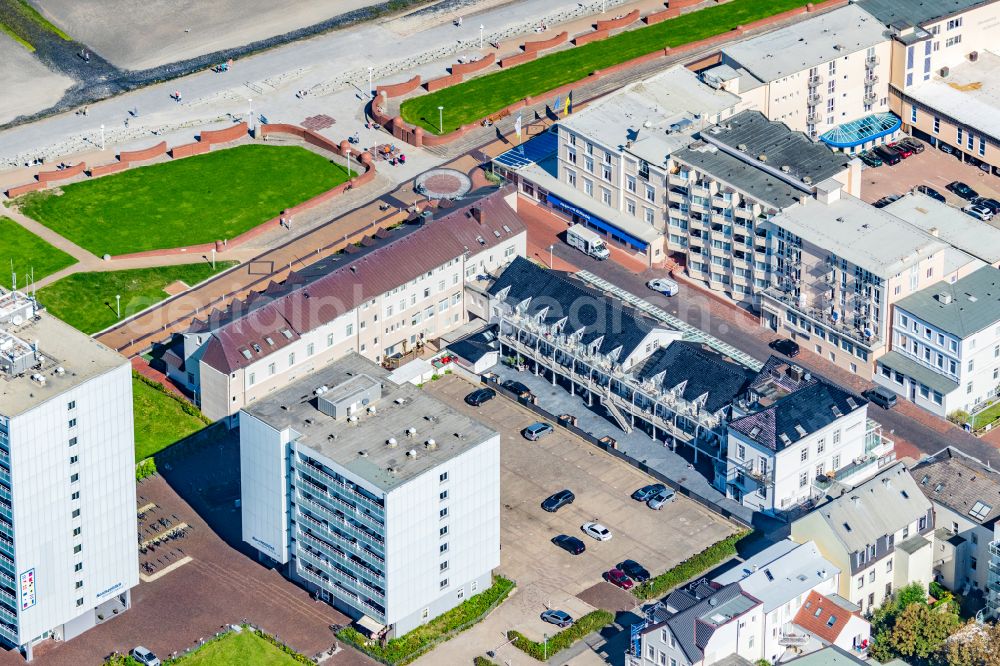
[769,338,800,358]
[916,185,946,202]
[542,489,575,512]
[947,181,979,200]
[873,194,902,208]
[552,535,586,555]
[617,559,651,583]
[631,483,666,502]
[873,145,901,165]
[501,380,532,397]
[975,197,1000,214]
[939,142,956,155]
[465,388,496,406]
[858,150,882,168]
[899,137,925,154]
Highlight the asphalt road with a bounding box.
[552,243,1000,468]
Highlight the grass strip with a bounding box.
[401,0,811,133]
[0,21,33,51]
[507,610,615,661]
[0,216,76,287]
[338,576,515,665]
[14,0,70,40]
[633,530,751,600]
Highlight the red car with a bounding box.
[888,143,913,159]
[605,568,634,590]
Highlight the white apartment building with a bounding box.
[167,192,526,422]
[240,353,499,637]
[724,356,894,516]
[875,265,1000,417]
[708,5,894,150]
[909,447,1000,603]
[791,463,934,615]
[0,290,137,661]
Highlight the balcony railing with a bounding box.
[866,55,880,68]
[761,288,881,346]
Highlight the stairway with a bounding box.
[600,389,634,434]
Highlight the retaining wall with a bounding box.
[199,122,248,146]
[170,142,211,159]
[37,162,87,183]
[89,162,130,177]
[523,31,568,53]
[644,7,679,24]
[452,53,496,76]
[4,181,46,198]
[426,73,464,92]
[595,9,639,31]
[573,28,609,46]
[119,140,168,164]
[500,51,536,68]
[376,75,422,99]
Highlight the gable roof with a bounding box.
[713,540,839,612]
[793,591,863,644]
[910,447,1000,528]
[656,583,762,663]
[803,463,932,553]
[894,266,1000,339]
[488,256,658,361]
[196,192,525,373]
[729,381,866,451]
[633,341,755,414]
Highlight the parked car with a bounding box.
[858,150,882,167]
[552,534,586,555]
[646,278,679,296]
[131,648,161,666]
[768,338,800,358]
[501,379,532,397]
[873,145,901,165]
[465,388,496,406]
[873,194,902,208]
[541,489,575,512]
[888,142,913,159]
[916,185,946,202]
[632,483,666,501]
[964,203,994,221]
[939,142,956,155]
[647,487,676,510]
[605,568,634,590]
[899,137,925,154]
[618,559,651,583]
[947,181,979,200]
[865,386,897,410]
[974,197,1000,214]
[523,422,554,441]
[582,521,613,541]
[541,610,574,628]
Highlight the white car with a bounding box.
[131,647,161,666]
[964,203,994,221]
[582,521,613,541]
[646,278,679,296]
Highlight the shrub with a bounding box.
[135,457,158,481]
[947,410,970,426]
[338,576,515,665]
[634,530,751,600]
[507,610,614,661]
[474,657,499,666]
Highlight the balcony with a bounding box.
[866,55,880,68]
[808,74,823,87]
[807,93,823,106]
[294,459,385,524]
[668,173,690,187]
[808,113,821,124]
[865,73,879,85]
[297,526,385,581]
[864,93,877,106]
[296,493,385,550]
[762,287,881,346]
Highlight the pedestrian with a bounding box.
[124,117,129,128]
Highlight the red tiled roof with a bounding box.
[792,591,859,644]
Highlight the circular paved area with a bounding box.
[414,168,472,200]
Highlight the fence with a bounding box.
[481,376,751,529]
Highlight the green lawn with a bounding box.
[0,216,76,287]
[37,261,236,335]
[132,375,208,462]
[401,0,810,133]
[19,144,352,255]
[170,629,300,666]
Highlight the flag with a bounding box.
[552,95,563,114]
[566,90,573,116]
[514,114,522,142]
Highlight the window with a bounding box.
[67,400,76,410]
[73,527,81,537]
[440,542,448,553]
[919,516,927,530]
[869,570,876,583]
[439,471,449,482]
[439,525,448,536]
[69,437,77,447]
[70,455,78,465]
[972,557,978,570]
[626,199,636,216]
[800,448,809,462]
[832,454,841,470]
[346,323,354,336]
[248,372,255,386]
[601,188,612,206]
[288,352,295,366]
[886,558,893,573]
[327,333,334,347]
[439,579,449,590]
[737,444,746,459]
[947,17,962,29]
[857,575,865,589]
[626,176,636,192]
[71,491,80,500]
[70,474,79,484]
[799,471,808,488]
[76,598,84,607]
[74,581,83,589]
[457,589,465,600]
[817,438,825,455]
[74,563,83,572]
[72,509,80,518]
[471,581,478,592]
[307,343,315,357]
[646,186,655,203]
[73,544,82,554]
[583,178,593,196]
[421,608,429,620]
[439,507,448,518]
[440,561,448,572]
[68,418,77,428]
[439,490,448,501]
[602,165,612,181]
[933,116,940,133]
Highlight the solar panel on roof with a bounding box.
[493,131,559,170]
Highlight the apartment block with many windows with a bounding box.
[0,290,137,661]
[240,353,499,638]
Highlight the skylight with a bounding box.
[970,501,992,521]
[826,615,837,627]
[241,349,252,360]
[764,569,774,581]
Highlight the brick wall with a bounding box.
[573,29,609,46]
[500,51,537,68]
[119,141,167,163]
[452,53,496,76]
[37,162,87,183]
[200,122,248,145]
[595,9,639,31]
[523,31,568,53]
[376,75,422,99]
[426,73,464,91]
[5,182,46,198]
[170,142,211,158]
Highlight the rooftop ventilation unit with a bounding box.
[386,437,397,447]
[937,292,953,304]
[406,427,417,437]
[425,438,437,450]
[406,449,417,458]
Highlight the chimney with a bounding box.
[470,206,483,224]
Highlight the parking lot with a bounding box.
[416,375,738,665]
[860,139,1000,210]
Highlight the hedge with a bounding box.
[507,610,614,661]
[135,457,158,481]
[633,530,751,600]
[338,576,515,665]
[474,657,500,666]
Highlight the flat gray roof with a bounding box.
[877,350,960,395]
[721,5,888,82]
[672,143,805,209]
[771,193,948,276]
[857,0,997,31]
[905,51,1000,143]
[244,353,497,492]
[700,110,850,187]
[895,265,1000,338]
[0,301,127,418]
[886,192,1000,265]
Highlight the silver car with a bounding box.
[647,488,676,510]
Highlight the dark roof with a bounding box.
[700,110,850,188]
[910,447,1000,528]
[857,0,996,31]
[729,381,866,451]
[633,341,755,414]
[673,143,805,209]
[488,256,656,361]
[658,583,761,663]
[446,325,500,364]
[196,192,525,373]
[748,356,821,404]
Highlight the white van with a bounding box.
[566,224,610,260]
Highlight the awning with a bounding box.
[876,350,959,396]
[820,112,901,149]
[356,615,386,637]
[546,194,650,250]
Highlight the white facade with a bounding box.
[0,293,137,660]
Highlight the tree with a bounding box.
[874,603,959,662]
[948,410,971,426]
[945,621,1000,666]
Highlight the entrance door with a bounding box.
[319,588,331,603]
[909,379,917,402]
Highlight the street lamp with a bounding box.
[346,148,352,178]
[549,244,554,268]
[438,105,444,134]
[543,633,548,661]
[210,248,216,270]
[248,98,253,131]
[480,24,484,49]
[115,294,121,319]
[368,66,374,98]
[100,123,105,150]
